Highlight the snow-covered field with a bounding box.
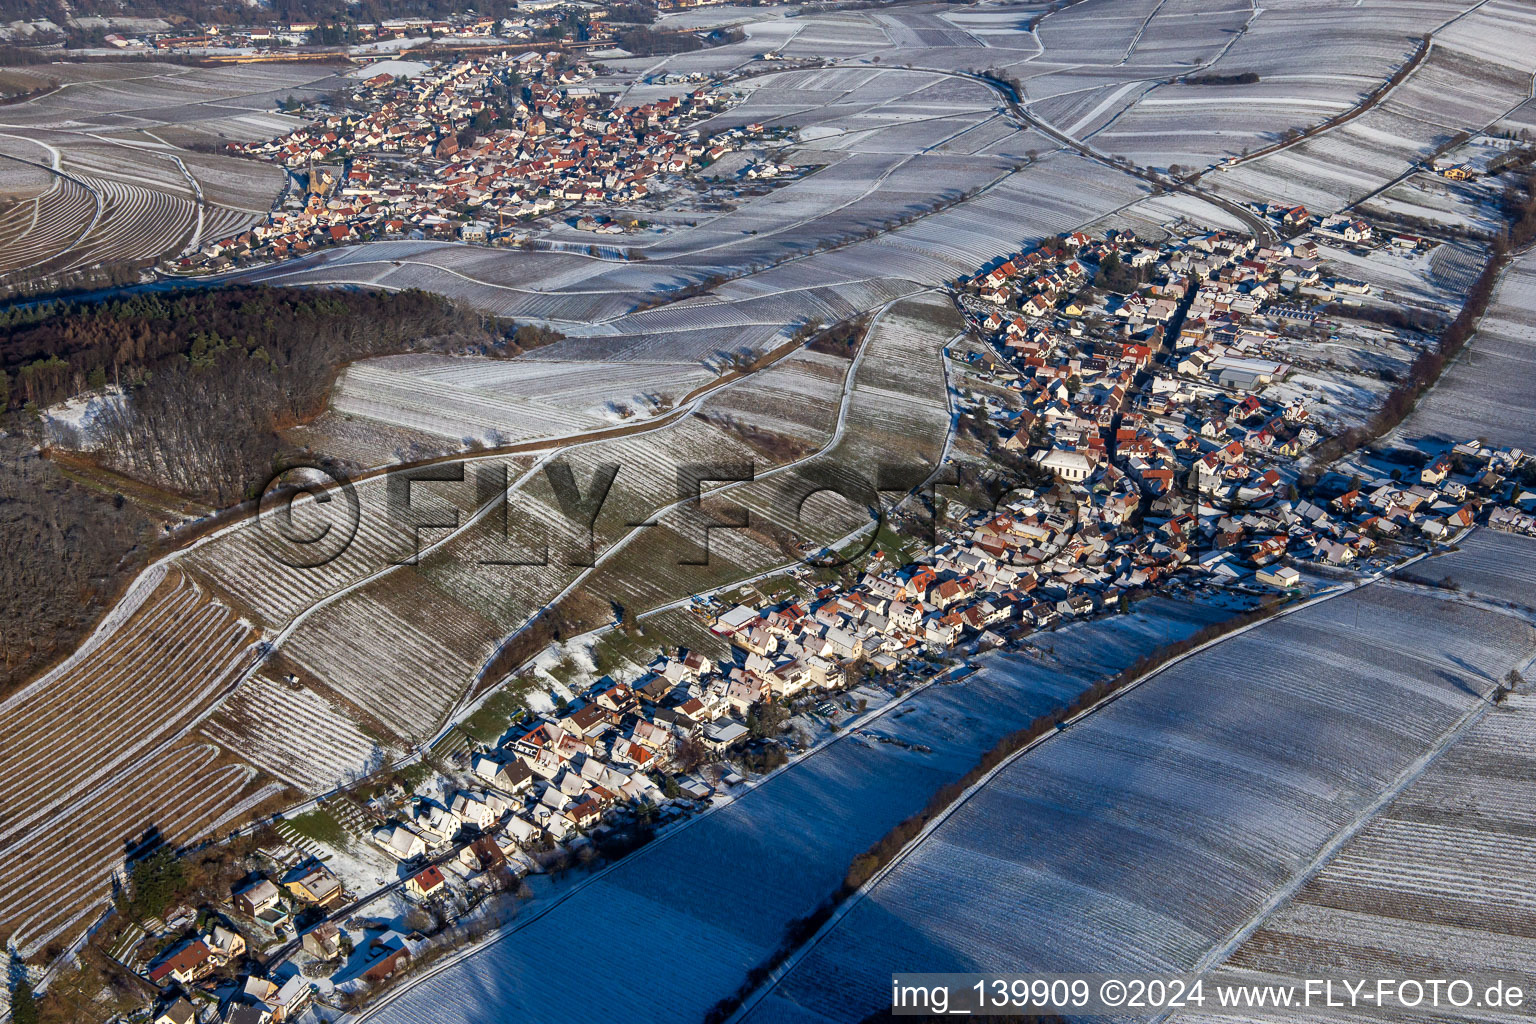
[328,355,715,447]
[1394,251,1536,451]
[359,598,1234,1024]
[1182,540,1536,1024]
[1212,1,1536,211]
[200,673,397,795]
[743,577,1536,1023]
[0,569,269,956]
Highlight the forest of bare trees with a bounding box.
[0,431,151,692]
[3,286,488,504]
[0,285,494,690]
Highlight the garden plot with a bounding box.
[1393,251,1536,452]
[0,567,263,954]
[200,673,398,796]
[328,355,714,447]
[743,581,1536,1024]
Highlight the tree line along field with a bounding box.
[739,555,1536,1024]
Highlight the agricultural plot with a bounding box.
[1363,173,1507,237]
[1084,0,1462,169]
[0,567,266,955]
[701,346,848,447]
[572,294,955,618]
[0,174,97,278]
[1213,2,1536,211]
[1395,529,1536,609]
[285,409,495,469]
[173,149,286,213]
[0,61,335,271]
[253,410,770,745]
[182,462,484,629]
[1033,0,1165,66]
[327,355,715,448]
[363,597,1237,1024]
[1183,546,1536,1024]
[67,173,197,266]
[1393,251,1536,452]
[200,673,398,796]
[0,137,55,200]
[279,578,494,742]
[742,580,1536,1024]
[0,62,345,133]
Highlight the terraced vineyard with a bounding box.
[0,174,98,279]
[0,568,268,955]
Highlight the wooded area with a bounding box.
[2,286,487,504]
[0,285,490,691]
[0,431,151,692]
